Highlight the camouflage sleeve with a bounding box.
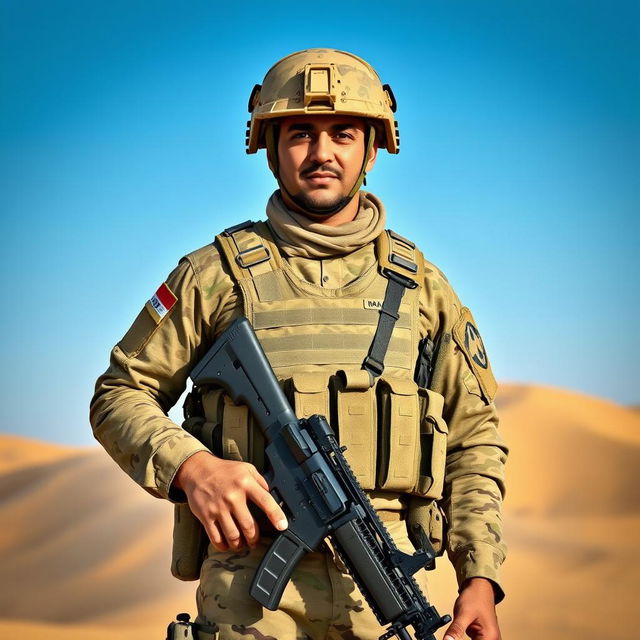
[89,246,241,502]
[420,264,508,602]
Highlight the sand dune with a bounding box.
[0,447,194,632]
[496,383,640,516]
[0,434,82,474]
[1,383,638,640]
[496,384,640,640]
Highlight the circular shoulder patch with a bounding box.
[464,321,489,369]
[452,306,497,403]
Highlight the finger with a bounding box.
[471,617,500,640]
[203,519,229,553]
[232,503,260,548]
[245,464,270,493]
[217,513,243,549]
[444,611,476,640]
[253,470,270,492]
[248,485,288,531]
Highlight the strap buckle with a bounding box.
[223,219,254,235]
[223,220,271,269]
[378,229,420,289]
[389,251,418,274]
[382,266,419,290]
[235,243,271,269]
[363,355,385,378]
[387,230,418,286]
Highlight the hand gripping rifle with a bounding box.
[190,317,451,640]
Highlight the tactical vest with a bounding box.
[185,221,448,498]
[172,221,449,581]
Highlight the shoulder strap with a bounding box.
[215,220,284,301]
[377,229,425,286]
[363,230,424,379]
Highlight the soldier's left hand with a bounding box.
[443,577,501,640]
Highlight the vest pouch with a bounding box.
[406,496,446,557]
[181,418,222,458]
[377,377,420,492]
[182,386,226,455]
[171,502,208,581]
[290,371,331,419]
[415,388,449,499]
[331,370,377,490]
[171,388,225,581]
[221,394,250,461]
[170,414,210,582]
[199,386,265,471]
[192,380,249,464]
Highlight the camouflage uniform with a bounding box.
[195,519,424,640]
[90,192,508,639]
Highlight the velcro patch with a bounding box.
[146,282,177,323]
[363,299,383,310]
[452,307,497,403]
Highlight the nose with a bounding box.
[308,132,334,165]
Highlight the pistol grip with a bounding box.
[250,531,307,610]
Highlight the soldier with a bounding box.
[90,49,508,640]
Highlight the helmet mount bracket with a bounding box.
[304,64,337,109]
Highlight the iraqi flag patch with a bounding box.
[145,282,177,323]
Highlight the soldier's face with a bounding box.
[274,115,377,215]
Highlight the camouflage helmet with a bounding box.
[246,48,399,154]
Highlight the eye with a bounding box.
[334,131,355,142]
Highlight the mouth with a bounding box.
[303,171,339,185]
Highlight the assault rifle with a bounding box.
[190,317,451,640]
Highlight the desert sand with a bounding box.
[1,383,638,639]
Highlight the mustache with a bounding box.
[300,164,342,179]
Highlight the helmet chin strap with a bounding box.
[265,123,375,218]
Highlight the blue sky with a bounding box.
[1,0,638,445]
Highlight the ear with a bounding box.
[265,122,281,175]
[266,147,276,173]
[365,141,378,173]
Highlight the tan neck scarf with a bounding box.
[265,190,387,259]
